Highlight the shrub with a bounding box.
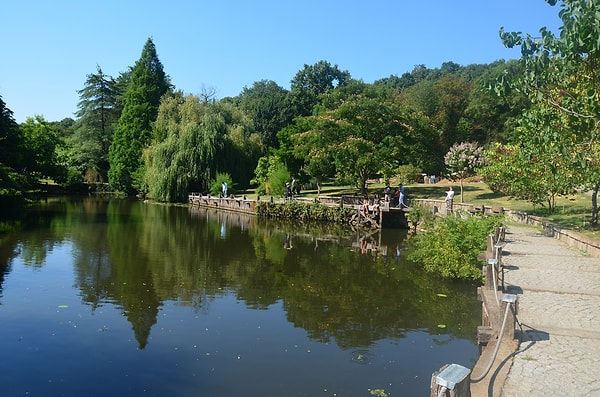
[407,214,504,280]
[268,164,291,197]
[255,200,355,223]
[396,164,422,185]
[405,202,436,231]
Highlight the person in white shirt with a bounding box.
[445,186,455,214]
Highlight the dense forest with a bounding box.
[1,0,599,224]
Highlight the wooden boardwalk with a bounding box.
[188,192,256,214]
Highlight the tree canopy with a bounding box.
[444,142,485,203]
[70,65,121,183]
[236,80,291,148]
[288,60,351,117]
[496,0,600,219]
[144,92,226,202]
[278,81,438,194]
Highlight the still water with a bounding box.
[0,197,481,396]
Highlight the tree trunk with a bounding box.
[547,196,554,214]
[591,183,599,226]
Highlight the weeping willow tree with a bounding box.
[143,93,263,202]
[212,101,264,189]
[143,93,226,202]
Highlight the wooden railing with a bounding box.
[188,193,256,214]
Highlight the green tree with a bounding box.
[462,60,529,144]
[70,65,121,183]
[0,95,24,171]
[279,117,334,196]
[210,100,264,189]
[0,96,27,205]
[288,60,351,117]
[109,38,171,193]
[144,93,226,202]
[500,0,600,223]
[435,75,473,148]
[236,80,291,148]
[209,172,233,197]
[401,74,472,157]
[20,115,65,181]
[479,143,522,199]
[373,64,431,90]
[274,80,442,194]
[286,83,428,195]
[444,141,485,203]
[481,107,581,213]
[250,153,290,196]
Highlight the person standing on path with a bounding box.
[222,181,228,198]
[291,177,296,198]
[398,184,406,208]
[285,182,292,200]
[445,186,454,214]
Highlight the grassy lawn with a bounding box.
[408,182,598,240]
[244,180,599,240]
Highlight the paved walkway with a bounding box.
[498,225,600,397]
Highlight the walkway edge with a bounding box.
[507,210,600,257]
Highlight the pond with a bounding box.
[0,197,481,396]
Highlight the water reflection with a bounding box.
[0,197,483,395]
[0,197,480,353]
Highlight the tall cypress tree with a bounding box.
[108,38,171,193]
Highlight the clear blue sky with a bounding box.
[0,0,563,123]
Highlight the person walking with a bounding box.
[398,184,406,208]
[222,181,228,198]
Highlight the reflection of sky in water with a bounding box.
[0,202,479,396]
